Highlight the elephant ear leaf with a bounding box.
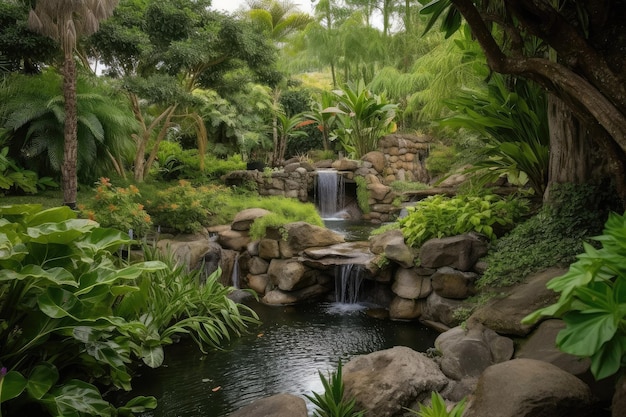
[0,370,27,403]
[27,363,59,400]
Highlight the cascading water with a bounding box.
[315,170,345,219]
[231,254,240,289]
[334,264,363,304]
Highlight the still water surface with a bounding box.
[121,301,438,417]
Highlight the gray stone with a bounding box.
[391,268,432,299]
[157,235,211,271]
[231,208,271,231]
[431,267,477,299]
[268,259,313,291]
[332,158,359,171]
[229,393,308,417]
[464,359,593,417]
[389,296,422,320]
[470,267,565,336]
[419,234,487,271]
[248,256,269,275]
[258,238,280,260]
[362,151,385,173]
[280,222,345,253]
[368,229,416,268]
[422,292,464,328]
[343,346,448,417]
[247,274,270,295]
[217,228,251,251]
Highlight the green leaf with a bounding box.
[557,311,617,356]
[0,265,77,287]
[589,336,625,380]
[117,396,158,416]
[38,287,81,319]
[27,219,97,244]
[26,363,59,400]
[43,379,112,417]
[0,371,27,403]
[141,344,164,368]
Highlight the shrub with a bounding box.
[389,181,431,193]
[80,177,153,238]
[425,143,458,178]
[479,182,621,288]
[398,193,528,248]
[144,180,218,233]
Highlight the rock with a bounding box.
[438,173,466,188]
[231,208,271,231]
[389,296,423,320]
[421,292,464,328]
[470,267,565,336]
[217,228,251,251]
[431,267,477,299]
[229,393,308,417]
[332,159,359,171]
[267,259,314,291]
[280,222,345,253]
[419,234,487,271]
[464,359,593,417]
[391,268,432,299]
[435,324,513,381]
[262,284,329,305]
[362,151,385,173]
[247,273,270,295]
[367,182,391,200]
[343,346,448,417]
[156,235,212,270]
[258,238,280,259]
[247,256,269,275]
[369,229,416,268]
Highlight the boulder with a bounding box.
[362,151,386,173]
[229,393,308,417]
[258,238,280,259]
[342,346,448,417]
[431,267,477,299]
[156,234,212,270]
[267,259,314,291]
[369,229,415,268]
[279,222,345,253]
[419,234,487,271]
[367,183,391,201]
[389,296,423,320]
[421,292,464,328]
[332,159,359,171]
[217,228,251,251]
[470,267,565,336]
[435,323,513,381]
[391,268,432,299]
[231,208,271,231]
[247,273,270,295]
[464,359,593,417]
[248,256,270,275]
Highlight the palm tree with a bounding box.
[247,0,313,43]
[27,0,118,208]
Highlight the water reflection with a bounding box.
[118,301,437,417]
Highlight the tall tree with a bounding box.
[27,0,118,208]
[421,0,626,203]
[247,0,313,43]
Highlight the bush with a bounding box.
[144,180,220,233]
[425,143,458,178]
[246,196,323,240]
[80,177,153,238]
[399,193,528,248]
[479,182,621,288]
[355,176,371,214]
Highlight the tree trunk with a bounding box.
[62,52,78,209]
[545,94,618,202]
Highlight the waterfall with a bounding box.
[334,264,363,304]
[231,254,240,289]
[315,170,345,219]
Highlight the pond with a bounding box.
[117,300,438,417]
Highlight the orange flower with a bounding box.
[118,187,128,195]
[129,185,139,194]
[137,204,144,210]
[108,204,117,212]
[179,179,189,187]
[88,211,96,221]
[100,177,111,186]
[170,203,179,210]
[144,215,151,223]
[77,204,86,211]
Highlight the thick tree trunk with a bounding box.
[62,52,78,209]
[545,94,623,203]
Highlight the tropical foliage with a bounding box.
[325,81,397,158]
[0,204,258,416]
[0,71,137,183]
[399,193,528,248]
[439,75,549,196]
[523,210,626,380]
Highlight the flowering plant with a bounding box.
[145,180,213,233]
[80,177,153,238]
